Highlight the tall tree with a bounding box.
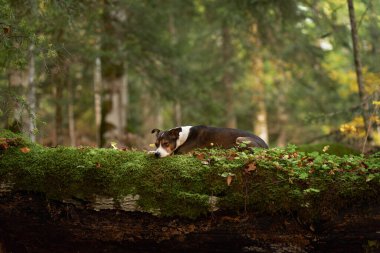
[222,22,237,128]
[94,56,102,147]
[27,44,36,142]
[67,66,76,146]
[347,0,369,137]
[168,11,182,126]
[100,1,128,146]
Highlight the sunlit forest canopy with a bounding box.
[0,0,379,150]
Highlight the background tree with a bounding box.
[0,0,378,150]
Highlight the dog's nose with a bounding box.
[154,152,160,158]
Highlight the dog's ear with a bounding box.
[168,127,182,138]
[151,129,161,137]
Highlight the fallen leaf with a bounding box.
[227,175,233,186]
[3,26,11,35]
[20,147,30,153]
[0,140,9,150]
[245,162,256,173]
[196,153,205,161]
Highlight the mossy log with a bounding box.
[0,130,380,252]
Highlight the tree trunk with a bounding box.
[120,65,129,136]
[347,0,370,139]
[275,67,289,147]
[222,24,237,128]
[169,13,182,127]
[27,44,37,142]
[252,57,269,144]
[101,76,125,146]
[255,97,269,145]
[100,1,127,147]
[174,100,182,127]
[67,68,76,146]
[0,191,379,253]
[5,70,25,132]
[141,87,162,145]
[94,57,102,147]
[54,74,64,146]
[368,1,379,56]
[100,67,128,146]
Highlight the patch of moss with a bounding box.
[0,131,379,221]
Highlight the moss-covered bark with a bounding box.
[0,129,380,221]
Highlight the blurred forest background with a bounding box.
[0,0,379,150]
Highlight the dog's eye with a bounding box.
[162,142,169,147]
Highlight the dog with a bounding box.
[151,125,268,158]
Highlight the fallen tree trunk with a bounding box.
[0,131,379,252]
[1,190,379,253]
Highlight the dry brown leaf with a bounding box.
[227,175,233,186]
[195,153,205,161]
[20,147,30,153]
[246,162,256,172]
[3,26,11,35]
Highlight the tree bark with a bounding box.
[0,191,379,253]
[347,0,370,138]
[222,24,237,128]
[67,68,76,146]
[174,100,182,127]
[54,73,64,146]
[27,44,37,142]
[254,96,269,145]
[94,57,102,147]
[5,70,25,132]
[101,76,125,146]
[100,2,127,147]
[120,65,129,137]
[275,66,289,147]
[141,88,162,144]
[169,13,182,127]
[252,57,269,144]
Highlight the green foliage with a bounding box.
[1,131,379,221]
[1,0,379,148]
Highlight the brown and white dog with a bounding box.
[151,125,268,158]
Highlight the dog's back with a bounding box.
[175,125,268,154]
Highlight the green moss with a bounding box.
[0,131,379,220]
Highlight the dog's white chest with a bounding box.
[176,126,192,148]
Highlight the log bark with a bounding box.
[0,190,379,253]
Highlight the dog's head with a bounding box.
[151,127,182,158]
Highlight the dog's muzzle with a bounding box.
[154,152,161,158]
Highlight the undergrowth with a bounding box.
[0,129,379,221]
